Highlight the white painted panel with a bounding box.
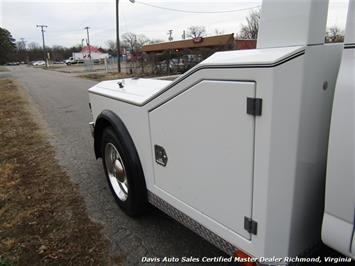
[322,1,355,257]
[345,0,355,44]
[325,49,355,224]
[89,78,171,105]
[200,46,303,66]
[149,80,255,239]
[257,0,328,48]
[322,213,355,259]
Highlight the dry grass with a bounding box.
[0,79,110,265]
[77,72,133,81]
[77,72,180,82]
[0,66,9,72]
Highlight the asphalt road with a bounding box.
[1,66,226,265]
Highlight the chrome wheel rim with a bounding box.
[104,143,128,201]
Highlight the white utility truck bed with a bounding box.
[90,78,171,105]
[89,46,304,106]
[87,0,353,263]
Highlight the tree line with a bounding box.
[0,29,164,64]
[1,26,212,64]
[0,9,345,65]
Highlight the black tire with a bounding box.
[100,126,148,216]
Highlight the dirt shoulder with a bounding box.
[0,66,9,72]
[0,79,110,265]
[77,72,179,82]
[77,72,133,82]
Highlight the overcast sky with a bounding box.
[0,0,350,48]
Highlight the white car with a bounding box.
[32,60,46,66]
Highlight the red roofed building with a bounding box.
[140,34,235,53]
[81,45,100,53]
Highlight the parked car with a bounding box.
[32,60,46,66]
[53,61,65,64]
[6,62,20,66]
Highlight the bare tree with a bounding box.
[106,40,116,50]
[137,34,150,48]
[326,26,345,43]
[121,32,137,52]
[51,45,66,61]
[149,39,164,44]
[27,42,40,49]
[238,9,260,39]
[214,29,225,36]
[186,26,206,38]
[121,32,150,52]
[106,40,117,55]
[16,40,26,50]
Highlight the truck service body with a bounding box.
[87,0,355,262]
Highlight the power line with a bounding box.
[134,1,260,14]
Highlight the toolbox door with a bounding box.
[149,80,256,240]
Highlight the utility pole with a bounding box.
[20,38,26,48]
[84,26,91,61]
[115,0,135,73]
[20,38,27,63]
[116,0,121,73]
[36,25,48,67]
[167,30,173,74]
[168,30,173,41]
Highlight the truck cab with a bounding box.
[65,56,84,65]
[65,57,75,65]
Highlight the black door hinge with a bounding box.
[244,216,258,235]
[247,97,262,116]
